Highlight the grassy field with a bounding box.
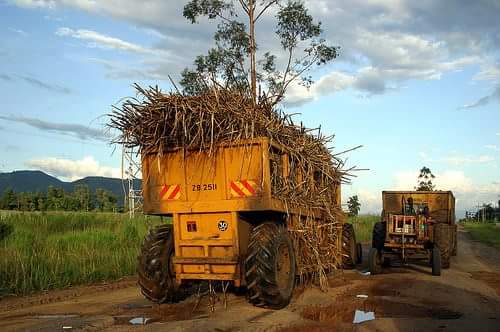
[0,211,163,296]
[347,214,379,243]
[463,222,500,250]
[0,211,379,296]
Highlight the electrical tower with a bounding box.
[122,144,143,218]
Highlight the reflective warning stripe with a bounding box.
[230,180,258,197]
[230,182,246,197]
[160,184,181,200]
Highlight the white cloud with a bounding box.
[25,156,121,181]
[459,85,500,110]
[444,155,495,165]
[418,151,433,162]
[392,169,500,213]
[342,186,382,215]
[484,144,500,152]
[283,31,479,105]
[9,0,500,105]
[283,71,356,106]
[393,170,474,192]
[11,0,56,8]
[56,27,161,55]
[474,62,500,81]
[8,27,28,36]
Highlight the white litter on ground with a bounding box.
[62,327,72,330]
[353,310,375,324]
[357,270,371,276]
[356,294,369,299]
[129,317,150,325]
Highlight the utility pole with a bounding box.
[122,144,143,218]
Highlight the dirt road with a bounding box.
[1,227,499,332]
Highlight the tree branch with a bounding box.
[237,0,249,14]
[254,0,278,22]
[216,12,235,24]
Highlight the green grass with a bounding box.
[348,214,379,243]
[463,222,500,250]
[0,211,164,296]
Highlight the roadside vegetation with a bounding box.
[0,211,163,296]
[348,214,379,243]
[463,221,500,250]
[1,185,119,212]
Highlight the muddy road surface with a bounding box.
[1,227,499,332]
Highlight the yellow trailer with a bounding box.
[137,137,359,308]
[369,191,457,276]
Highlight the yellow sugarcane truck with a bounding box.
[137,138,360,309]
[369,191,457,276]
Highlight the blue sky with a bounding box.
[0,0,499,215]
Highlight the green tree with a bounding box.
[416,166,435,191]
[95,188,118,212]
[74,184,92,211]
[47,186,65,211]
[17,192,36,211]
[1,188,17,210]
[34,192,46,211]
[347,195,361,217]
[182,0,338,105]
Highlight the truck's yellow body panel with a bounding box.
[141,138,341,285]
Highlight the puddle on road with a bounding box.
[430,308,463,320]
[113,301,206,326]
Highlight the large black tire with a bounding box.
[356,242,363,264]
[372,222,386,250]
[432,246,441,276]
[342,223,358,269]
[368,248,382,275]
[434,223,451,269]
[245,223,296,309]
[138,224,179,303]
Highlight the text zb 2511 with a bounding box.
[191,184,217,192]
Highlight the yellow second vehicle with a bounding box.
[369,191,457,276]
[137,138,360,309]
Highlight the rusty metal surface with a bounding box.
[382,191,455,225]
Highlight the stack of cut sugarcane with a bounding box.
[109,84,356,287]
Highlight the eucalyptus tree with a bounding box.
[182,0,338,105]
[416,166,436,191]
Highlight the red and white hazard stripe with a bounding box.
[230,180,258,198]
[159,184,181,200]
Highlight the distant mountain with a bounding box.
[0,170,141,205]
[0,170,68,193]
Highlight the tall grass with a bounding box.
[463,222,500,250]
[0,212,163,296]
[347,215,379,243]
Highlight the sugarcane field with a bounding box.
[1,1,500,332]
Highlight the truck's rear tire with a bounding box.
[245,223,296,309]
[342,223,358,269]
[432,246,441,276]
[434,223,451,269]
[138,224,179,303]
[368,248,382,274]
[372,222,386,250]
[356,242,363,264]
